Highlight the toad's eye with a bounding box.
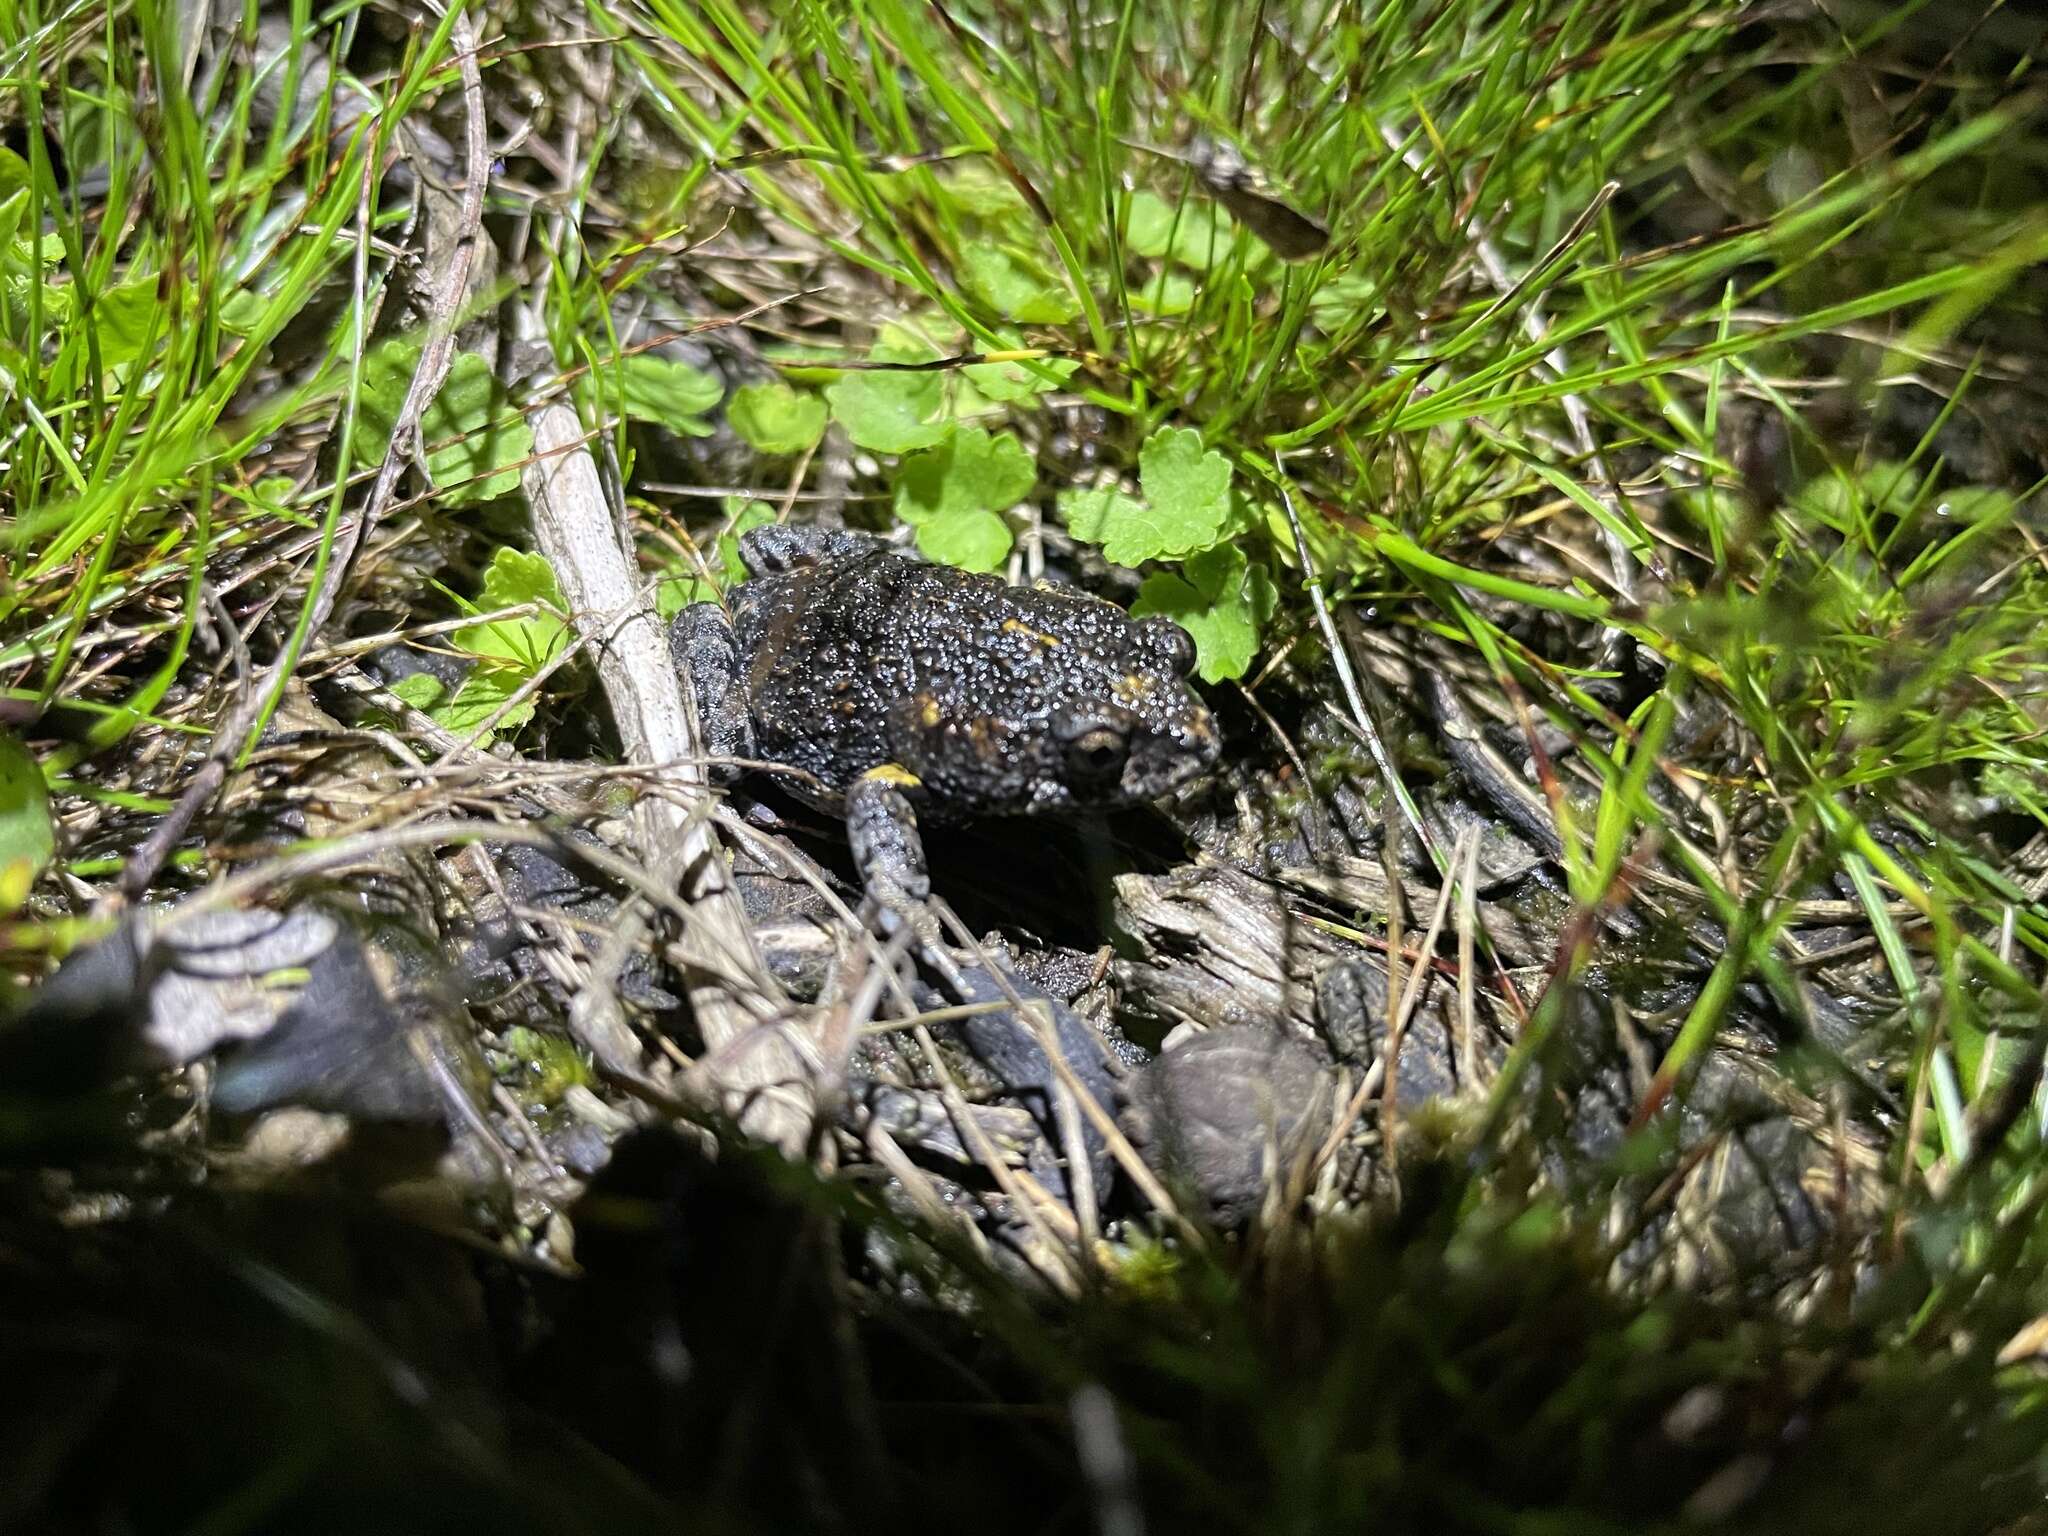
[1139,616,1196,678]
[1063,726,1129,781]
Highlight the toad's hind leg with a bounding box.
[844,766,939,945]
[669,603,753,782]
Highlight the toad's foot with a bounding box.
[844,765,941,951]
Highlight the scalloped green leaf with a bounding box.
[1131,543,1274,683]
[826,351,952,453]
[728,381,827,455]
[962,351,1078,403]
[937,161,1034,226]
[454,547,570,674]
[1126,190,1230,268]
[915,509,1012,572]
[895,427,1034,571]
[959,244,1079,324]
[357,344,535,505]
[1131,271,1197,316]
[894,427,1035,526]
[618,354,724,438]
[1139,426,1232,534]
[431,666,531,747]
[389,672,445,711]
[1058,426,1233,566]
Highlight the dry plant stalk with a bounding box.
[522,402,812,1154]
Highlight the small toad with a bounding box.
[672,526,1220,923]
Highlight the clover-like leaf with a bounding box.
[454,547,570,675]
[0,148,28,203]
[219,286,268,336]
[1059,426,1233,567]
[431,666,532,747]
[1131,271,1197,316]
[895,427,1035,526]
[417,348,532,501]
[89,273,165,374]
[959,244,1080,324]
[1139,426,1232,534]
[895,427,1033,570]
[618,354,724,438]
[0,189,28,261]
[1058,486,1142,551]
[1130,543,1275,683]
[915,508,1013,572]
[728,381,827,455]
[1125,191,1230,268]
[388,672,446,711]
[357,344,535,505]
[826,366,951,454]
[1308,272,1382,332]
[937,162,1034,226]
[962,352,1078,403]
[1126,191,1179,260]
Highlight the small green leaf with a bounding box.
[389,672,445,710]
[1126,191,1230,268]
[1308,272,1382,331]
[1140,426,1232,534]
[0,730,54,900]
[219,286,268,335]
[654,577,701,621]
[1058,486,1142,549]
[89,274,164,373]
[1131,543,1274,683]
[0,190,27,259]
[1131,271,1197,316]
[1058,427,1234,567]
[938,162,1033,225]
[958,244,1080,324]
[617,354,724,438]
[873,322,949,363]
[1937,485,2013,523]
[896,427,1032,571]
[0,148,29,203]
[357,344,534,505]
[826,368,952,454]
[421,352,531,502]
[728,381,827,454]
[962,352,1078,403]
[895,427,1036,526]
[431,666,531,746]
[454,548,570,675]
[1126,191,1178,259]
[499,1024,594,1105]
[916,509,1012,572]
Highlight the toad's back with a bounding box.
[725,544,1216,818]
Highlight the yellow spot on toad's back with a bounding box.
[968,716,1006,756]
[862,763,924,789]
[916,693,942,728]
[1001,618,1061,647]
[1113,673,1156,705]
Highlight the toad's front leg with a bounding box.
[843,765,936,944]
[670,602,754,782]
